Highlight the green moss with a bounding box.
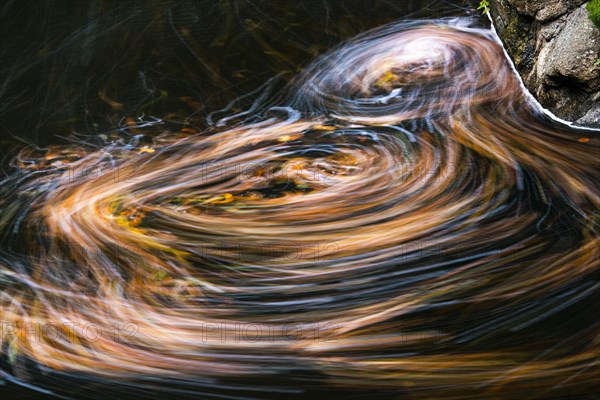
[478,0,490,15]
[587,0,600,29]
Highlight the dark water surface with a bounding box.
[1,0,473,146]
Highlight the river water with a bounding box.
[1,1,598,399]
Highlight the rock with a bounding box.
[536,1,568,22]
[490,0,600,128]
[507,0,585,20]
[538,16,567,41]
[507,0,547,16]
[537,5,600,91]
[576,103,600,125]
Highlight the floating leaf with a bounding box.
[139,146,155,154]
[8,339,18,364]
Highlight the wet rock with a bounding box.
[490,0,600,128]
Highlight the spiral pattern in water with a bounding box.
[1,19,598,399]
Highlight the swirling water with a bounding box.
[0,6,598,400]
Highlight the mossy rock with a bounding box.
[588,0,600,29]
